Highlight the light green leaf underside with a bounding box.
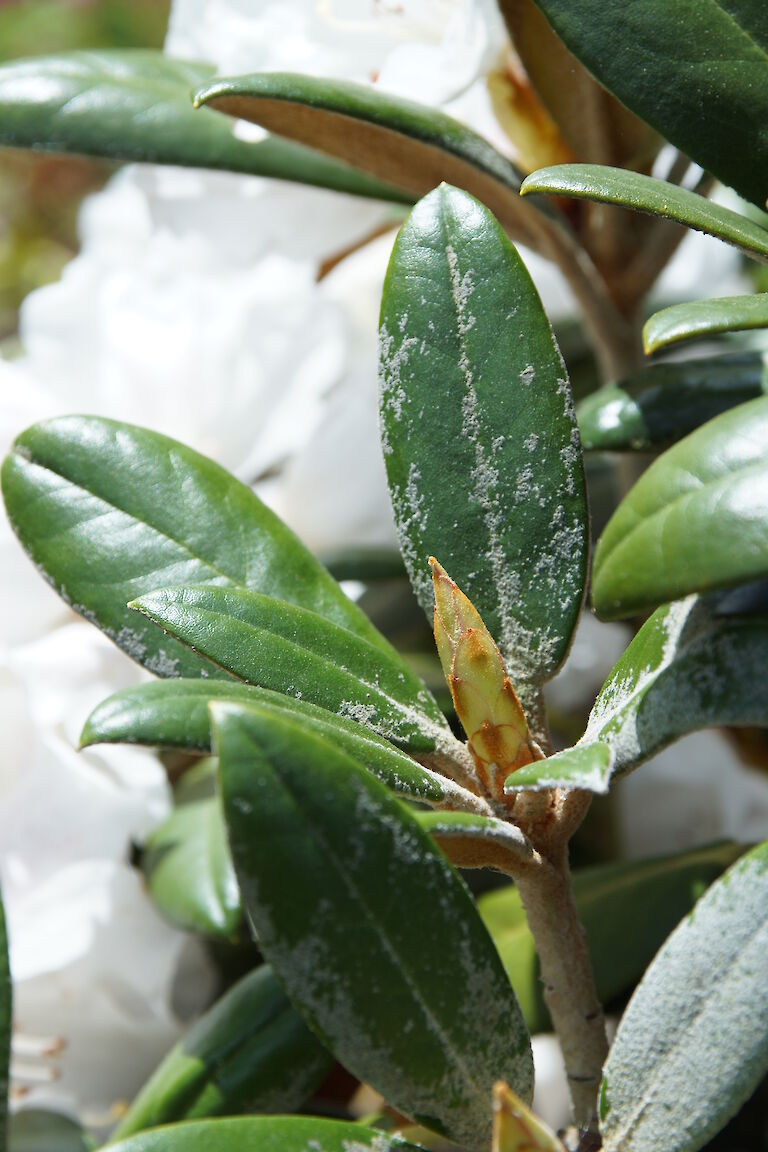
[0,417,393,676]
[109,1117,424,1152]
[194,70,556,247]
[592,397,768,618]
[141,789,240,939]
[577,352,768,451]
[643,294,768,354]
[511,590,768,791]
[526,2,768,208]
[480,842,745,1034]
[214,702,533,1149]
[522,165,768,264]
[379,184,588,697]
[81,680,451,804]
[113,966,331,1140]
[130,584,445,752]
[0,51,403,201]
[600,840,768,1152]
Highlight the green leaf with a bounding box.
[526,3,768,208]
[643,294,768,354]
[130,584,446,753]
[214,702,533,1149]
[0,890,9,1152]
[592,397,768,618]
[379,184,588,702]
[109,1117,423,1152]
[505,742,611,794]
[577,352,768,451]
[410,810,534,870]
[539,591,768,791]
[193,71,555,248]
[600,841,768,1152]
[498,2,657,171]
[521,165,768,264]
[81,681,454,806]
[140,791,240,939]
[479,842,745,1035]
[112,966,332,1140]
[1,417,392,675]
[8,1111,92,1152]
[0,51,404,202]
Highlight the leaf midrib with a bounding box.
[259,750,501,1110]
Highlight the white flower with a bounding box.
[1,624,213,1121]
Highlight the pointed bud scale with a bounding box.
[492,1081,566,1152]
[429,558,540,800]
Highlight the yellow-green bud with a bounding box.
[429,558,539,800]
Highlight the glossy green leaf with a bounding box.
[1,417,392,675]
[577,352,768,451]
[527,2,768,208]
[113,966,331,1140]
[513,588,768,791]
[8,1111,92,1152]
[140,791,239,938]
[600,841,768,1152]
[411,810,533,869]
[130,584,446,752]
[110,1117,423,1152]
[379,184,587,704]
[0,890,9,1152]
[0,51,403,202]
[479,842,745,1035]
[643,294,768,354]
[592,397,768,618]
[81,681,455,806]
[505,742,611,794]
[214,702,533,1149]
[194,71,556,247]
[522,165,768,264]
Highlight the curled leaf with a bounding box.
[430,558,540,799]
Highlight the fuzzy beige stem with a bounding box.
[514,848,608,1136]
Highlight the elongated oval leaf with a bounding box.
[600,841,768,1152]
[113,966,331,1139]
[0,889,9,1152]
[81,680,455,806]
[592,397,768,618]
[0,51,402,202]
[528,2,768,208]
[140,792,240,938]
[505,742,611,794]
[213,702,533,1149]
[577,352,768,451]
[379,184,588,703]
[194,71,557,248]
[130,585,446,752]
[522,165,768,264]
[643,294,768,354]
[110,1117,424,1152]
[479,842,745,1035]
[1,417,393,675]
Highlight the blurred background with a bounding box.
[0,0,169,342]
